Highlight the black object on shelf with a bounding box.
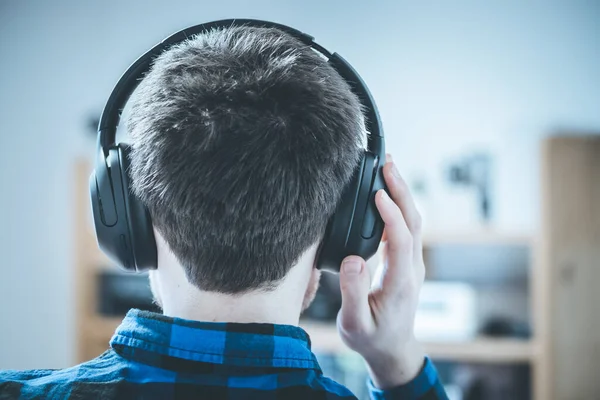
[448,153,492,222]
[97,270,160,316]
[480,317,531,339]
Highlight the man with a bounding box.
[0,26,448,399]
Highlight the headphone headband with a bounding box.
[91,19,387,273]
[97,18,383,156]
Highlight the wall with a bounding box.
[0,0,599,369]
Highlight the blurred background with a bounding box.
[1,1,599,399]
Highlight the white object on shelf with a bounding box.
[415,281,477,342]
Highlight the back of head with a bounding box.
[128,26,366,294]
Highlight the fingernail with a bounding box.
[386,153,393,163]
[342,258,362,274]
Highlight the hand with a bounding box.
[336,155,426,389]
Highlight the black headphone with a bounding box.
[90,19,386,273]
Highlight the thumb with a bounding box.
[338,256,372,336]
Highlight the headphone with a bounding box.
[90,19,387,273]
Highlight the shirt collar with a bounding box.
[110,309,322,372]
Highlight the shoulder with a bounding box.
[0,350,127,399]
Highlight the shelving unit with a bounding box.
[536,136,600,400]
[73,158,542,397]
[75,136,600,400]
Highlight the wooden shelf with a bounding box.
[423,338,536,363]
[423,231,533,246]
[301,322,537,363]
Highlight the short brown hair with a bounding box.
[128,26,365,293]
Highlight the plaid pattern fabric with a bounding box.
[0,309,448,399]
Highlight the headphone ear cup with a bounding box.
[90,147,136,271]
[117,144,157,271]
[89,144,157,272]
[317,151,386,271]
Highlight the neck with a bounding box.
[159,286,304,325]
[149,234,319,326]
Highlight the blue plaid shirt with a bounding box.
[0,309,447,399]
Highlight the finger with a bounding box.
[382,161,423,262]
[338,256,372,336]
[375,190,413,293]
[383,161,422,236]
[380,153,392,244]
